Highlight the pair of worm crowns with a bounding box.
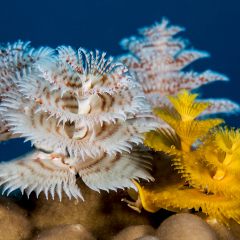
[0,18,238,201]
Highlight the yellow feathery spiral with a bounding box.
[214,127,240,155]
[167,89,211,122]
[206,127,240,180]
[144,128,182,154]
[133,179,240,226]
[154,106,224,152]
[153,107,181,126]
[172,119,224,152]
[181,151,240,199]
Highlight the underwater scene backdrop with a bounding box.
[0,1,240,239]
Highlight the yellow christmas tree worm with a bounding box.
[125,90,240,226]
[153,90,224,152]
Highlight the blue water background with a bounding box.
[0,0,239,161]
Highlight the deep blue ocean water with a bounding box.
[0,0,239,161]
